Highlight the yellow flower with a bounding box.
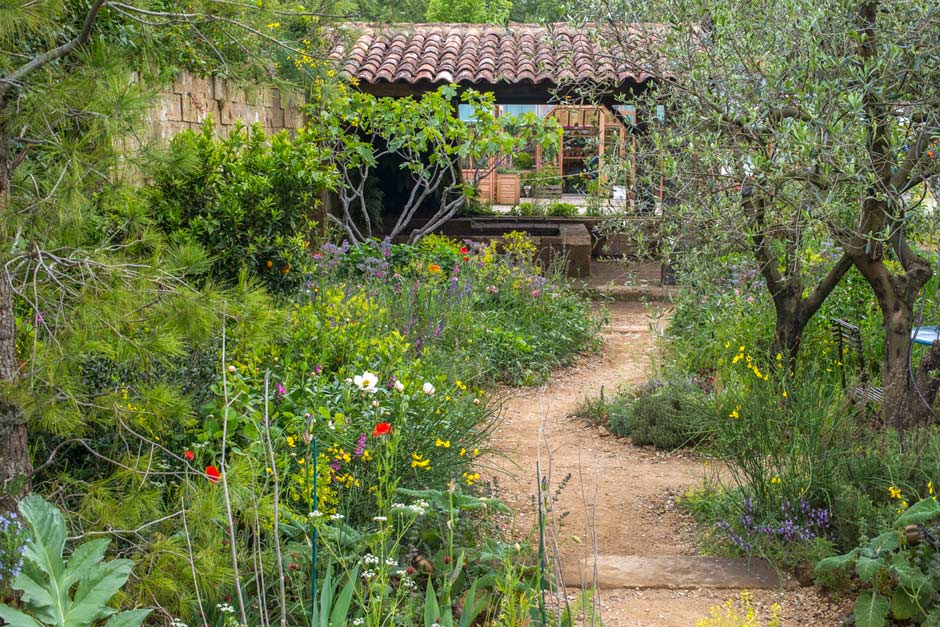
[411,452,430,470]
[266,21,280,29]
[265,467,273,474]
[782,391,788,398]
[473,448,480,457]
[298,458,305,465]
[929,481,935,496]
[286,436,296,448]
[435,438,451,448]
[724,341,731,349]
[729,406,740,419]
[776,353,782,361]
[459,448,467,457]
[462,472,480,486]
[770,476,781,485]
[362,450,372,462]
[889,486,902,500]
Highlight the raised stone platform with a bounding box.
[563,555,785,590]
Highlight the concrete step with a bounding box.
[563,555,785,590]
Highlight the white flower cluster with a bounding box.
[307,510,323,519]
[330,513,344,521]
[352,619,364,626]
[385,557,397,566]
[216,603,235,614]
[360,553,380,566]
[400,575,417,591]
[392,501,431,516]
[391,499,430,516]
[169,619,188,627]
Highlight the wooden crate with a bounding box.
[495,172,521,205]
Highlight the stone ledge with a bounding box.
[564,555,787,590]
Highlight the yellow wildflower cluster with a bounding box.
[435,438,451,448]
[463,472,481,486]
[411,452,430,470]
[695,591,781,627]
[889,485,909,512]
[730,345,769,381]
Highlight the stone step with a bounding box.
[563,555,785,590]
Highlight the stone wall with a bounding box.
[146,70,305,142]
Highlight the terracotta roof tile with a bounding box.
[328,22,660,88]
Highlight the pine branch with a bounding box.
[0,0,107,104]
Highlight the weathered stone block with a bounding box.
[188,75,212,101]
[182,93,211,123]
[265,106,285,129]
[284,107,304,128]
[212,76,225,100]
[172,71,193,94]
[159,94,182,122]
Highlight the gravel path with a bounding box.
[482,301,849,626]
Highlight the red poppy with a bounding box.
[460,247,468,254]
[184,450,195,462]
[372,422,392,437]
[205,465,221,483]
[463,256,470,262]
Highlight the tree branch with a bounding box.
[0,0,107,103]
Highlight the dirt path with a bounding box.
[483,301,846,627]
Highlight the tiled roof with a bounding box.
[327,23,659,88]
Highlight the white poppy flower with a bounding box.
[394,380,405,392]
[422,382,435,395]
[353,371,378,392]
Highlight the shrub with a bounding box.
[546,201,579,216]
[607,380,709,450]
[513,152,534,170]
[146,120,335,295]
[514,201,544,216]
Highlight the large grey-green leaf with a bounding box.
[61,539,110,590]
[102,609,151,627]
[895,499,940,527]
[866,531,900,555]
[855,591,889,627]
[814,548,858,573]
[12,568,59,625]
[67,558,134,626]
[0,604,46,627]
[19,495,67,580]
[855,556,883,584]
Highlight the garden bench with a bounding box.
[830,318,884,404]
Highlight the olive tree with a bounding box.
[310,85,560,244]
[584,1,940,428]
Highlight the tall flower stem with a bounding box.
[220,318,248,625]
